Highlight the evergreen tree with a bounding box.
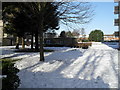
[66,31,73,37]
[2,2,59,61]
[89,30,104,42]
[59,31,66,38]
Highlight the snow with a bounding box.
[103,42,119,49]
[1,42,118,88]
[0,75,7,79]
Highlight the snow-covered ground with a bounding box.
[0,42,118,88]
[103,42,119,49]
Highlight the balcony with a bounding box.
[114,6,119,14]
[114,19,120,26]
[114,0,120,2]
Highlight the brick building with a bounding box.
[104,32,119,41]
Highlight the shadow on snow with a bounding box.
[17,48,112,88]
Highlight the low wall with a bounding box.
[2,38,16,46]
[75,42,92,48]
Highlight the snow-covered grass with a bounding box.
[1,43,118,88]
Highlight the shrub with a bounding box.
[82,46,88,49]
[82,39,89,42]
[1,59,20,90]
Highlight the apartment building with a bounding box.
[114,0,120,48]
[104,35,119,41]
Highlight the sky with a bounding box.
[56,2,119,36]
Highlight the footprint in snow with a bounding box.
[94,76,101,84]
[49,60,62,64]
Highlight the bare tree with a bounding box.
[55,1,94,27]
[80,28,86,38]
[72,29,80,38]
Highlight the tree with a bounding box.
[2,2,60,61]
[44,30,57,38]
[59,31,66,38]
[65,30,80,38]
[56,2,94,28]
[2,2,33,49]
[66,31,73,37]
[81,28,86,38]
[3,2,94,62]
[89,30,104,42]
[72,29,80,38]
[22,2,59,61]
[2,2,21,49]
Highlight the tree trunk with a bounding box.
[16,37,19,49]
[35,29,38,50]
[39,33,44,61]
[31,32,34,49]
[22,37,25,49]
[39,24,44,61]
